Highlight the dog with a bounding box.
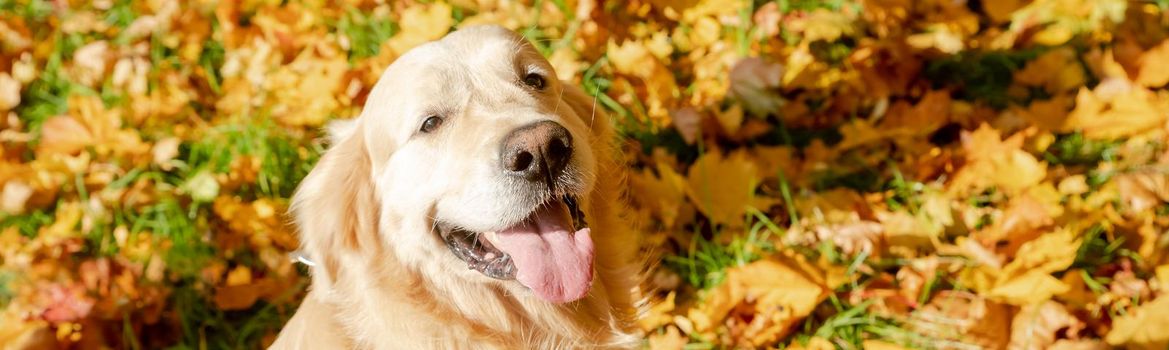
[269,25,642,349]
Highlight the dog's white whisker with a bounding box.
[589,86,599,129]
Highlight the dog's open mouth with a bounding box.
[438,195,593,303]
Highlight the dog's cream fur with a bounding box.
[269,26,641,349]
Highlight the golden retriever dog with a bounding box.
[269,25,641,349]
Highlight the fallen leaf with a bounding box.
[688,257,829,347]
[728,57,783,116]
[37,116,95,155]
[1009,301,1084,350]
[0,72,19,111]
[1066,83,1169,139]
[1106,296,1169,349]
[630,163,688,228]
[388,2,453,55]
[989,271,1070,305]
[151,137,181,170]
[647,326,687,350]
[685,150,764,227]
[911,291,1011,350]
[1136,39,1169,87]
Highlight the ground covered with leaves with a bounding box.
[2,0,1169,348]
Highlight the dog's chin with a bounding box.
[435,195,594,304]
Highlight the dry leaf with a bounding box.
[1009,301,1084,350]
[685,150,762,227]
[1106,296,1169,349]
[1136,39,1169,87]
[729,57,783,116]
[688,258,828,347]
[647,326,687,350]
[912,291,1011,350]
[388,2,453,55]
[1066,83,1168,139]
[38,116,95,155]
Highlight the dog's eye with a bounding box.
[522,72,546,90]
[420,116,443,133]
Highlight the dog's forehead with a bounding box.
[441,25,527,57]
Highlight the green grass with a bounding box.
[1043,132,1121,166]
[105,0,137,29]
[0,271,15,308]
[199,34,226,94]
[336,7,398,61]
[775,0,852,13]
[129,199,212,276]
[170,279,307,350]
[925,49,1044,109]
[883,165,923,213]
[788,297,926,348]
[0,209,55,238]
[664,210,780,290]
[1074,225,1137,270]
[17,49,74,139]
[0,0,53,20]
[182,118,322,199]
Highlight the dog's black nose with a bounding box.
[500,120,573,183]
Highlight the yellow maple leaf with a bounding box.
[685,150,770,227]
[787,9,855,43]
[1065,82,1169,139]
[1015,48,1087,94]
[688,257,829,346]
[989,271,1070,305]
[981,228,1079,305]
[629,163,688,228]
[1000,228,1080,279]
[607,39,678,124]
[1014,94,1073,131]
[951,125,1047,195]
[1136,39,1169,88]
[1106,296,1169,349]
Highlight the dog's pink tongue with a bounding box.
[493,201,594,304]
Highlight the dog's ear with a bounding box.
[324,119,358,145]
[290,122,381,287]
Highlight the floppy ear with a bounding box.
[324,119,358,145]
[290,121,381,287]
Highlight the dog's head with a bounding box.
[293,25,610,304]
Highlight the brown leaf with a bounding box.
[688,257,829,347]
[911,291,1011,350]
[37,116,94,155]
[1009,301,1085,350]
